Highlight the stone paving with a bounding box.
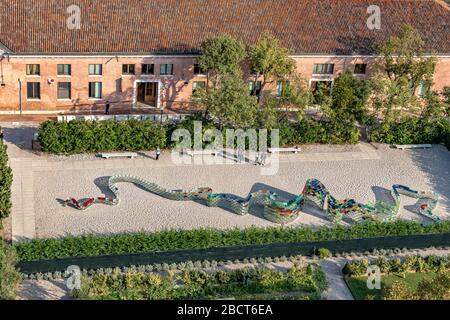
[2,122,449,241]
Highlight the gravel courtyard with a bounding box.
[31,145,450,239]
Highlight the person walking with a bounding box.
[254,151,260,166]
[260,151,267,166]
[156,147,161,160]
[237,147,245,163]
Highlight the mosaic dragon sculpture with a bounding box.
[64,176,441,224]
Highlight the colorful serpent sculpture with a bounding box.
[64,176,441,224]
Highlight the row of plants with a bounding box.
[22,254,308,280]
[38,119,167,154]
[72,263,328,300]
[370,117,450,148]
[38,116,360,155]
[0,129,20,300]
[0,131,12,221]
[343,255,449,277]
[15,220,450,262]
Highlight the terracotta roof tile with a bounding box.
[0,0,448,55]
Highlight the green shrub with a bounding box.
[38,119,167,154]
[347,255,449,277]
[73,263,327,300]
[371,117,450,148]
[0,130,12,220]
[316,248,332,259]
[0,240,21,300]
[15,220,450,262]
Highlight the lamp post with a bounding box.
[18,78,23,115]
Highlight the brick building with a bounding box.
[0,0,449,114]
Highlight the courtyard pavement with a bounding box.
[1,122,449,241]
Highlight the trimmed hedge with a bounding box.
[371,117,450,148]
[15,220,450,262]
[38,119,167,154]
[73,263,328,300]
[345,255,449,277]
[38,116,361,155]
[0,130,12,220]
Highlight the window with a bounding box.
[354,64,367,75]
[142,64,154,75]
[277,81,290,97]
[57,82,71,99]
[26,64,40,76]
[418,80,431,98]
[192,81,206,94]
[160,64,173,76]
[194,64,205,75]
[313,64,334,75]
[57,64,71,76]
[249,81,262,96]
[89,64,102,75]
[89,82,102,99]
[122,64,135,75]
[27,82,40,99]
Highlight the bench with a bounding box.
[185,150,221,157]
[394,144,432,150]
[268,147,301,154]
[100,152,138,159]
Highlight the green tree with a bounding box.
[329,71,372,123]
[371,24,437,122]
[278,75,313,121]
[205,76,258,129]
[378,24,436,91]
[199,35,246,89]
[249,32,296,102]
[442,86,450,117]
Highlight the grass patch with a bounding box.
[345,272,441,300]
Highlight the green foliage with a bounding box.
[328,71,372,124]
[347,255,449,277]
[15,220,450,262]
[204,75,258,129]
[371,117,450,146]
[0,131,12,220]
[73,263,327,300]
[0,240,21,300]
[199,35,246,85]
[385,271,450,300]
[316,248,332,259]
[248,32,296,100]
[278,119,359,145]
[38,119,167,155]
[377,24,436,91]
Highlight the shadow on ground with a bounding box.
[409,146,450,212]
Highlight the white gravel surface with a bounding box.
[33,145,450,238]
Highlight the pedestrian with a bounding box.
[237,147,245,163]
[156,147,161,160]
[105,102,111,115]
[260,152,267,166]
[255,152,260,166]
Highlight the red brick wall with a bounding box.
[0,55,448,114]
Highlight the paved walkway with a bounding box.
[6,141,380,241]
[320,259,354,300]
